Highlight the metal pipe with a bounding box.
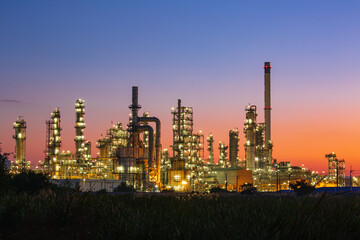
[137,125,154,167]
[138,116,161,169]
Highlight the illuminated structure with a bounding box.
[8,62,331,192]
[12,116,29,171]
[112,86,162,190]
[47,108,62,177]
[207,133,214,164]
[97,122,127,159]
[244,63,273,171]
[163,99,205,191]
[326,153,345,187]
[40,87,161,190]
[218,142,228,168]
[74,99,86,162]
[229,129,239,167]
[244,105,257,170]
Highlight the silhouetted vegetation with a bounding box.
[290,179,315,196]
[1,159,358,239]
[0,153,11,194]
[161,188,175,193]
[113,182,136,193]
[209,186,229,193]
[241,183,257,195]
[0,157,54,195]
[1,192,360,239]
[96,188,107,194]
[9,171,52,194]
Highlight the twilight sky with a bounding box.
[1,1,360,174]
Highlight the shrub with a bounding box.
[241,183,257,195]
[0,153,11,194]
[290,180,315,196]
[210,186,229,193]
[10,170,52,194]
[113,182,136,193]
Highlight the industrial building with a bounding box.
[325,152,345,187]
[7,62,344,192]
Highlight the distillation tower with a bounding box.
[218,142,228,168]
[47,108,62,177]
[75,99,86,162]
[13,116,28,171]
[229,129,239,167]
[207,133,214,164]
[244,105,257,170]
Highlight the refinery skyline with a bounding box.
[1,1,360,174]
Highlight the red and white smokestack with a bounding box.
[264,62,271,148]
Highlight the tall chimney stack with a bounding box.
[130,86,141,127]
[264,62,271,148]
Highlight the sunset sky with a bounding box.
[1,1,360,174]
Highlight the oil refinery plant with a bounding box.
[8,62,348,192]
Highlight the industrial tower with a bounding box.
[49,108,62,177]
[218,142,228,168]
[13,116,28,171]
[244,105,257,170]
[326,153,345,187]
[207,133,214,164]
[229,129,239,167]
[169,99,204,191]
[264,62,273,165]
[74,99,86,162]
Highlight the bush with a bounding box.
[10,170,52,194]
[210,186,229,193]
[97,188,107,194]
[161,188,175,193]
[290,180,315,196]
[0,153,11,194]
[241,183,257,195]
[113,182,136,193]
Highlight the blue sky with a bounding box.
[1,1,360,172]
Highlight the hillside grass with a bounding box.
[1,191,360,240]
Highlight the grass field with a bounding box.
[1,191,360,240]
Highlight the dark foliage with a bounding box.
[96,188,107,194]
[241,183,258,195]
[0,153,11,194]
[210,186,229,193]
[9,170,52,194]
[113,182,136,193]
[161,188,175,193]
[290,180,315,196]
[1,193,360,239]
